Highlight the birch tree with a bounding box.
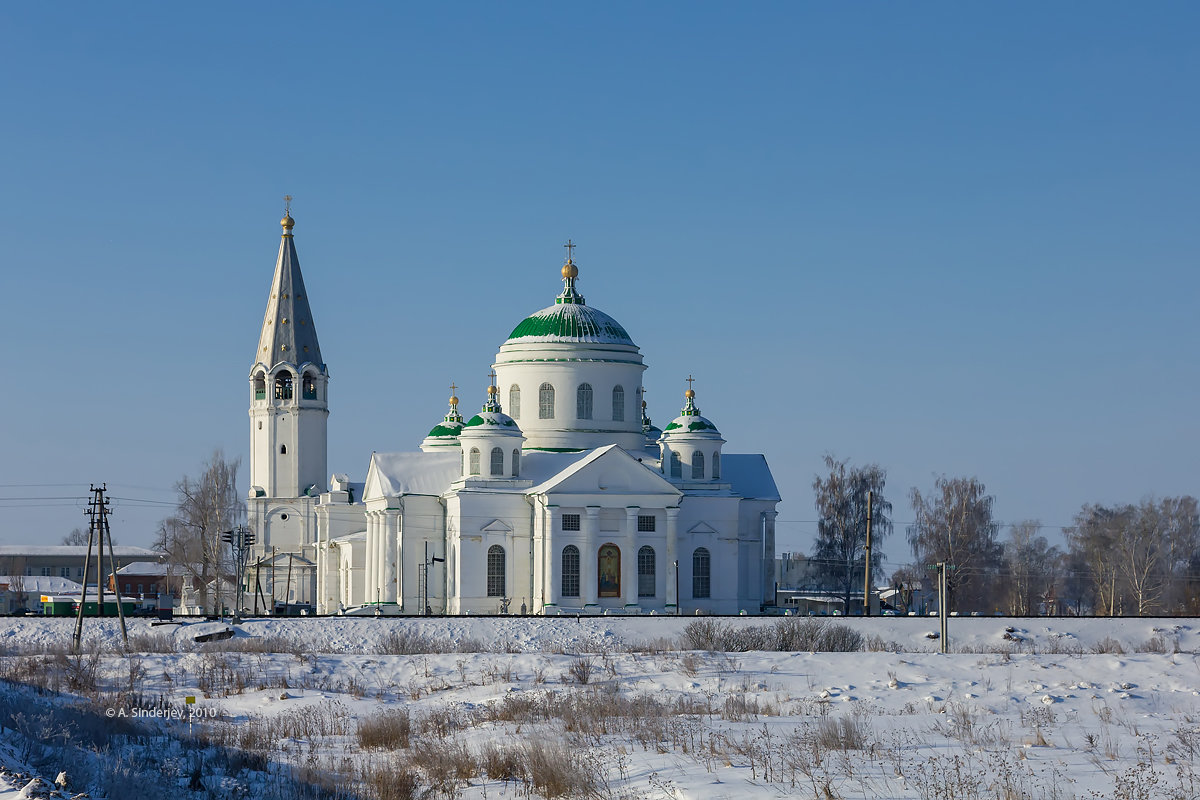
[1002,520,1060,616]
[907,475,1002,612]
[154,451,243,614]
[811,455,893,612]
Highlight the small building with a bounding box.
[107,562,181,599]
[0,546,164,584]
[1,575,85,614]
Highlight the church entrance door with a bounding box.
[598,544,620,597]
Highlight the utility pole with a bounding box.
[422,540,445,615]
[862,490,873,616]
[73,485,128,651]
[221,526,256,620]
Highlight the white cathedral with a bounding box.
[245,212,780,615]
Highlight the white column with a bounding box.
[582,506,600,606]
[665,506,680,611]
[544,506,560,611]
[623,507,639,606]
[762,511,778,606]
[385,509,400,604]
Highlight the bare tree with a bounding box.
[1067,496,1199,616]
[153,451,243,614]
[62,527,90,546]
[1002,520,1061,616]
[811,455,893,612]
[907,475,1002,613]
[1,557,29,611]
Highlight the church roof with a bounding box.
[721,454,781,501]
[254,214,324,371]
[503,250,635,347]
[505,303,634,346]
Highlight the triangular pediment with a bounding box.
[361,456,390,503]
[688,521,719,535]
[481,519,513,533]
[531,444,681,499]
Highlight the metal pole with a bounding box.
[938,562,948,654]
[862,490,873,616]
[102,495,129,648]
[673,560,680,615]
[73,488,98,651]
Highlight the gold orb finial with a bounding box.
[561,260,578,279]
[685,389,695,399]
[449,395,458,406]
[488,385,497,395]
[281,214,295,231]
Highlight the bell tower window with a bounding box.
[302,373,317,400]
[274,373,293,400]
[254,373,266,400]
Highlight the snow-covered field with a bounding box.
[1,615,1198,799]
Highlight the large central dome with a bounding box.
[505,302,633,346]
[492,248,647,452]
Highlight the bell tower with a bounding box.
[248,205,329,502]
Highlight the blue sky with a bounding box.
[1,3,1196,573]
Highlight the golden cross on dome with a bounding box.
[488,370,497,386]
[563,239,576,262]
[686,375,695,392]
[284,195,293,215]
[449,381,457,396]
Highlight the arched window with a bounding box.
[612,385,625,421]
[712,452,721,479]
[274,372,293,400]
[509,385,521,419]
[539,383,555,419]
[692,450,705,480]
[487,545,505,597]
[490,447,504,476]
[511,449,520,477]
[302,373,317,400]
[469,448,480,475]
[280,444,287,455]
[561,545,580,598]
[254,373,266,400]
[577,383,593,419]
[598,544,620,597]
[693,547,711,598]
[670,451,682,479]
[638,546,655,598]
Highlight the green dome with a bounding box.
[664,416,720,433]
[506,303,634,346]
[465,412,519,429]
[427,421,463,438]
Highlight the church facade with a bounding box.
[246,214,780,615]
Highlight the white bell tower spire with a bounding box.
[248,202,329,500]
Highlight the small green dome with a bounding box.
[505,303,634,346]
[664,416,720,434]
[427,421,464,438]
[464,412,519,429]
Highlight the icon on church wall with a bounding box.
[598,544,621,597]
